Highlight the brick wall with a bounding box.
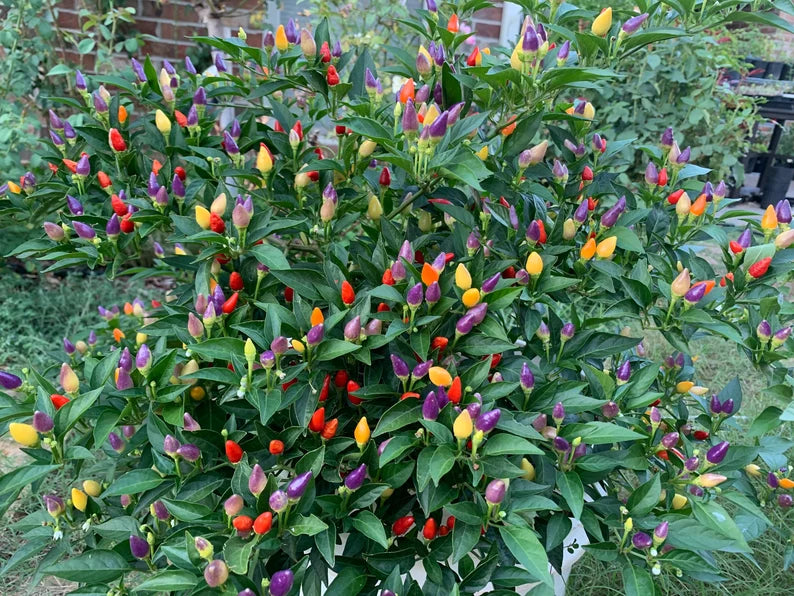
[770,11,794,62]
[54,0,509,71]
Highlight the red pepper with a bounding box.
[120,215,134,234]
[111,194,128,216]
[292,121,303,140]
[382,268,395,285]
[536,220,547,244]
[174,110,188,127]
[210,213,226,234]
[326,65,340,86]
[446,516,455,529]
[50,394,70,410]
[427,338,447,354]
[227,363,236,372]
[108,128,127,152]
[657,167,668,187]
[98,171,112,189]
[658,450,669,460]
[253,511,272,535]
[284,287,294,302]
[321,418,338,439]
[748,257,771,279]
[428,198,452,205]
[233,515,253,532]
[490,353,502,368]
[216,254,231,265]
[503,266,516,278]
[48,163,58,174]
[444,252,455,264]
[274,120,284,133]
[347,380,362,405]
[282,378,297,391]
[335,125,346,135]
[466,46,481,67]
[319,374,331,402]
[392,515,415,536]
[719,272,734,287]
[439,525,449,536]
[415,250,425,264]
[320,41,331,63]
[309,407,326,432]
[667,189,684,205]
[151,300,161,308]
[448,376,462,404]
[693,430,709,440]
[174,166,187,181]
[334,370,348,388]
[269,440,284,455]
[225,440,243,463]
[587,197,597,211]
[400,392,420,400]
[650,399,661,407]
[222,292,238,314]
[729,241,744,254]
[379,167,391,187]
[229,272,243,291]
[377,302,390,313]
[423,518,437,540]
[308,170,320,182]
[582,166,593,182]
[63,159,78,174]
[341,281,355,305]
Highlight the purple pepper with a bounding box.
[757,320,772,342]
[482,272,501,294]
[706,441,729,465]
[485,479,506,505]
[475,409,501,433]
[710,394,722,415]
[721,399,735,415]
[135,344,151,373]
[163,434,180,457]
[425,281,441,305]
[468,303,488,325]
[75,70,87,90]
[622,13,649,34]
[204,560,229,587]
[466,401,481,420]
[306,324,324,346]
[183,412,200,431]
[645,162,658,185]
[391,354,410,381]
[63,337,76,355]
[632,532,652,550]
[344,464,367,491]
[33,411,54,433]
[412,360,433,379]
[402,99,418,136]
[129,535,150,559]
[661,127,674,148]
[270,569,295,596]
[93,92,108,113]
[0,371,23,390]
[50,130,65,146]
[214,53,227,72]
[177,444,200,462]
[684,283,707,305]
[519,363,535,392]
[223,131,239,155]
[116,368,133,391]
[778,494,793,508]
[212,285,225,312]
[106,214,121,237]
[285,18,298,43]
[422,392,440,421]
[66,195,83,215]
[73,221,96,240]
[677,146,691,164]
[553,436,570,452]
[456,313,475,335]
[616,360,631,383]
[185,56,197,74]
[532,413,547,431]
[271,336,289,355]
[151,500,169,520]
[131,58,146,82]
[344,316,361,341]
[685,456,700,471]
[119,348,132,372]
[406,283,423,309]
[775,199,792,224]
[428,111,449,141]
[660,432,679,449]
[269,489,288,513]
[172,175,185,198]
[560,322,575,342]
[599,196,626,228]
[287,471,312,500]
[601,401,619,418]
[552,402,565,423]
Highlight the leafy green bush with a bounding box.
[1,1,794,595]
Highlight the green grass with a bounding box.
[0,269,155,371]
[566,331,794,595]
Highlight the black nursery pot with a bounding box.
[760,162,794,208]
[765,61,786,80]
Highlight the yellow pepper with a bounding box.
[83,479,102,497]
[591,7,613,36]
[291,339,305,353]
[195,206,211,230]
[476,145,488,160]
[358,140,377,158]
[275,25,289,52]
[462,288,480,308]
[520,458,535,481]
[354,417,370,447]
[211,193,227,215]
[256,145,273,175]
[676,381,694,393]
[761,205,778,230]
[61,363,79,394]
[424,104,440,127]
[367,195,383,220]
[155,109,171,136]
[672,493,688,509]
[455,264,472,291]
[428,366,453,387]
[244,338,256,361]
[670,268,691,297]
[190,386,206,401]
[453,410,473,439]
[9,422,38,447]
[595,236,617,259]
[526,251,543,276]
[71,488,88,512]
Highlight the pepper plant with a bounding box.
[2,1,794,595]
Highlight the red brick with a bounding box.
[160,22,203,42]
[474,5,503,22]
[473,22,500,39]
[57,10,83,30]
[144,41,193,58]
[134,17,160,35]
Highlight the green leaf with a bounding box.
[499,524,553,587]
[160,499,213,522]
[430,445,456,486]
[249,243,291,270]
[481,433,543,456]
[133,570,198,593]
[44,549,129,583]
[189,337,245,361]
[622,564,657,596]
[341,116,392,145]
[224,536,256,574]
[325,566,367,596]
[451,521,481,564]
[373,400,421,436]
[562,422,645,444]
[556,471,584,519]
[627,475,661,516]
[103,469,166,497]
[349,510,389,548]
[287,514,329,537]
[0,464,58,496]
[314,339,361,361]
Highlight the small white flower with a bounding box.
[53,529,63,541]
